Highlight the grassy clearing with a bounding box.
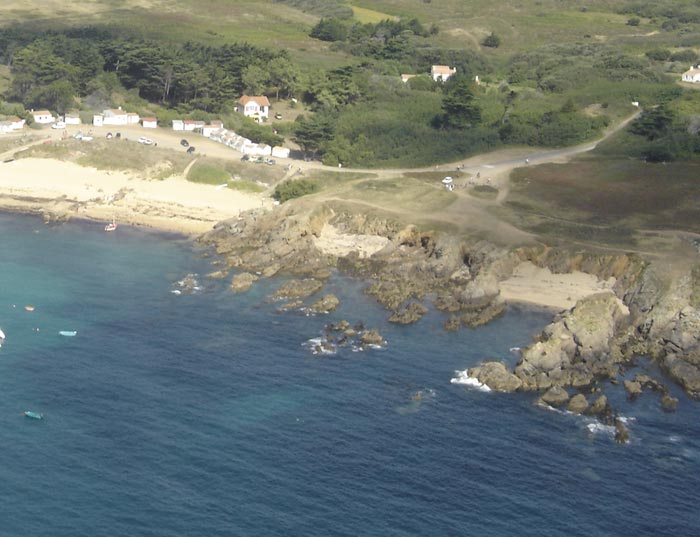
[187,161,230,185]
[350,5,397,23]
[403,170,468,185]
[17,138,192,178]
[228,180,266,193]
[350,176,455,213]
[0,135,41,156]
[502,156,700,245]
[470,184,499,199]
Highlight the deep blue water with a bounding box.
[0,212,699,536]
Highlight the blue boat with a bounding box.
[24,411,43,420]
[59,331,77,337]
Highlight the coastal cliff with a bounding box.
[199,201,700,420]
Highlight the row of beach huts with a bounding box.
[0,95,289,158]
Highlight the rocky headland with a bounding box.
[200,201,700,441]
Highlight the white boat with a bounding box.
[59,330,77,337]
[104,219,117,232]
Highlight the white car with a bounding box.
[51,121,66,129]
[138,136,154,145]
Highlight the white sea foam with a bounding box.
[509,346,521,353]
[586,422,616,437]
[450,370,491,392]
[303,337,337,356]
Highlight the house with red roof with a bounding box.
[236,95,270,122]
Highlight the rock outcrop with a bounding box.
[469,362,522,392]
[514,292,630,391]
[198,200,700,414]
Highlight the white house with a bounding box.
[431,65,457,82]
[241,142,272,156]
[183,119,205,132]
[172,119,184,131]
[32,110,55,124]
[64,112,81,125]
[93,114,104,127]
[127,112,140,125]
[682,66,700,83]
[272,146,290,159]
[0,121,14,134]
[7,116,26,130]
[102,108,128,126]
[236,95,270,121]
[202,124,221,137]
[142,117,158,128]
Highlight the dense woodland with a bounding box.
[1,0,700,167]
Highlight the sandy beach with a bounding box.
[499,261,617,310]
[0,157,270,235]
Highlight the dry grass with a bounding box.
[499,156,700,246]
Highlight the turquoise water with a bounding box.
[0,212,699,536]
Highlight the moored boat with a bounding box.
[24,410,43,420]
[104,219,117,232]
[59,330,77,337]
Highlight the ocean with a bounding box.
[0,212,698,537]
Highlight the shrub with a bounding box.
[272,179,319,202]
[482,33,501,48]
[646,48,671,61]
[671,49,699,63]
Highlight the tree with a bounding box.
[242,64,270,95]
[268,57,301,100]
[630,106,675,140]
[310,18,348,42]
[293,114,336,158]
[482,32,500,48]
[440,75,481,129]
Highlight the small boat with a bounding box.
[104,219,117,232]
[24,410,43,420]
[59,330,77,337]
[25,305,35,312]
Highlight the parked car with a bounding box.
[180,139,189,147]
[240,154,250,162]
[106,132,113,139]
[138,136,153,145]
[274,113,283,120]
[187,146,195,154]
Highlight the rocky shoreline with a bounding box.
[199,202,700,442]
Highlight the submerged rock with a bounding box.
[307,294,340,314]
[388,302,428,324]
[567,393,589,414]
[230,272,259,293]
[360,329,385,348]
[660,393,679,412]
[271,278,323,301]
[614,418,630,444]
[539,386,570,407]
[624,380,642,400]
